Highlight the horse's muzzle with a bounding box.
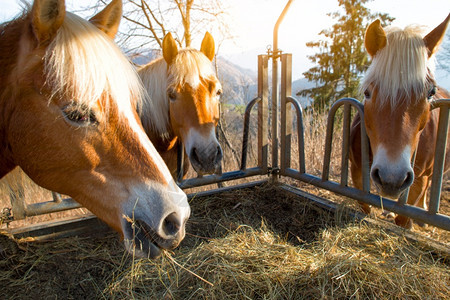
[189,144,223,175]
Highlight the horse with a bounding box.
[138,32,223,179]
[0,0,190,258]
[349,14,450,229]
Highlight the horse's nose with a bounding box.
[371,166,414,198]
[160,211,188,249]
[189,143,222,173]
[162,212,180,236]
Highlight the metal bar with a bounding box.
[429,99,450,214]
[241,97,261,170]
[176,140,185,183]
[186,180,269,199]
[340,103,351,186]
[322,104,335,181]
[258,55,269,173]
[271,0,295,179]
[286,96,305,174]
[283,168,450,230]
[178,167,264,189]
[359,106,371,193]
[24,198,81,217]
[280,53,293,171]
[322,98,364,182]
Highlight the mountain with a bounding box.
[216,57,257,105]
[129,49,314,107]
[129,49,160,66]
[292,78,314,107]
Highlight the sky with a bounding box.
[1,0,449,81]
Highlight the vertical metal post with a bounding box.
[359,109,371,193]
[176,141,185,183]
[271,52,279,179]
[429,103,449,214]
[340,103,351,186]
[258,55,269,174]
[322,104,336,181]
[272,0,295,179]
[280,53,293,171]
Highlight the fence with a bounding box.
[2,0,449,232]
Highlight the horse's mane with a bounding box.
[361,25,436,108]
[138,49,216,139]
[44,12,144,115]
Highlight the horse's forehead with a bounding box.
[365,91,430,152]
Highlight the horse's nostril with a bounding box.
[371,167,382,185]
[216,146,223,161]
[400,170,414,190]
[191,147,200,163]
[163,212,180,236]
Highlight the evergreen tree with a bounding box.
[298,0,393,111]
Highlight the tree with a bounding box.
[298,0,393,111]
[118,0,231,52]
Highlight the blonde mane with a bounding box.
[361,25,435,108]
[138,49,216,139]
[44,12,144,114]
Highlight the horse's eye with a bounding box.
[427,86,436,99]
[63,105,97,126]
[364,89,371,100]
[168,90,177,101]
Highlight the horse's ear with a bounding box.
[163,33,179,65]
[31,0,66,44]
[364,19,387,57]
[200,32,215,61]
[424,13,450,57]
[89,0,123,39]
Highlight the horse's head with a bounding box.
[362,15,449,198]
[0,0,190,258]
[162,32,223,175]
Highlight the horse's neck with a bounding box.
[139,59,179,150]
[146,127,176,151]
[0,21,22,178]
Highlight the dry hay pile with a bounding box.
[1,184,449,299]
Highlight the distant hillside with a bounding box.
[129,49,160,66]
[128,49,314,107]
[216,57,257,105]
[292,78,314,107]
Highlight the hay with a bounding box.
[1,184,449,299]
[103,225,449,299]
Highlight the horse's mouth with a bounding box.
[374,184,404,200]
[123,220,162,258]
[124,219,181,258]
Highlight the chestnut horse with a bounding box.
[350,15,450,228]
[138,32,223,178]
[0,0,190,258]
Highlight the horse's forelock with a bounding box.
[168,49,216,90]
[362,25,435,108]
[43,12,144,117]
